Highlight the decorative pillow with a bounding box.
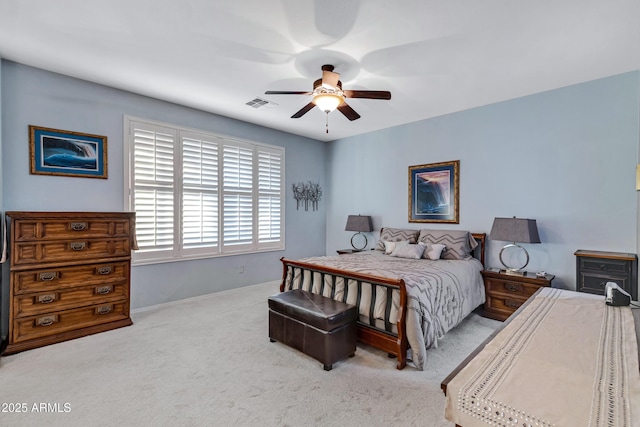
[375,228,419,251]
[421,243,446,260]
[391,243,426,259]
[383,240,409,255]
[418,229,478,260]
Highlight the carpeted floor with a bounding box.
[0,281,499,427]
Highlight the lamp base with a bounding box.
[500,268,527,277]
[498,243,530,274]
[350,232,368,251]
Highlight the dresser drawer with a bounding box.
[485,277,541,299]
[11,302,130,344]
[14,282,128,318]
[12,218,131,242]
[12,262,129,294]
[12,238,131,266]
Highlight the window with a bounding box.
[125,117,284,264]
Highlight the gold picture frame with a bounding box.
[408,160,459,223]
[29,125,108,179]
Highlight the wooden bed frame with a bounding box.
[280,232,486,370]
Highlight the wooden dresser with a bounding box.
[4,211,136,355]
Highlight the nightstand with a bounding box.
[575,250,637,300]
[481,270,555,321]
[336,249,361,255]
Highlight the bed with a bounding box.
[441,287,640,427]
[279,228,486,370]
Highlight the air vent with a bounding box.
[246,97,278,109]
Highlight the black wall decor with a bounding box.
[292,181,322,211]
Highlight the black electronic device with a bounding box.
[605,282,631,306]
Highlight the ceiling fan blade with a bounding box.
[344,90,391,100]
[291,102,316,118]
[337,102,361,121]
[265,90,312,95]
[321,69,340,89]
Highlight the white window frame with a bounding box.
[124,115,285,265]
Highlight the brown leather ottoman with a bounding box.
[268,289,357,371]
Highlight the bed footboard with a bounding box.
[280,257,408,369]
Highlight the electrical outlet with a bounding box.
[238,265,244,274]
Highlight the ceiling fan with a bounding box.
[265,64,391,131]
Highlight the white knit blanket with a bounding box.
[445,288,640,427]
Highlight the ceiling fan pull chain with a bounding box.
[325,112,329,133]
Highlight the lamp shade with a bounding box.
[345,215,373,232]
[489,217,541,244]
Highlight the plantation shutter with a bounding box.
[131,122,176,256]
[181,132,219,252]
[222,142,253,250]
[126,116,285,263]
[257,147,283,247]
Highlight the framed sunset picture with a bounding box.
[408,160,459,223]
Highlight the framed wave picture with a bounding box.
[29,125,107,179]
[408,160,459,223]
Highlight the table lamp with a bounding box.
[345,215,373,251]
[489,217,541,276]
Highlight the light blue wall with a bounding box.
[327,71,640,291]
[0,61,327,315]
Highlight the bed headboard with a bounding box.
[471,233,486,267]
[377,228,486,268]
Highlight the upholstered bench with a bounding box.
[268,289,358,371]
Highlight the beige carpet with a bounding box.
[0,281,499,427]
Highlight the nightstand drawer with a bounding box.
[485,294,526,316]
[579,258,628,275]
[485,278,541,298]
[579,274,627,296]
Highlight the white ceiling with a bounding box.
[1,0,639,142]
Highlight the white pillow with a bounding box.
[421,243,446,260]
[391,243,426,259]
[383,240,408,255]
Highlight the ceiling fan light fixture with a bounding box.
[312,92,343,113]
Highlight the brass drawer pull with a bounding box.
[70,222,88,231]
[96,305,112,315]
[505,299,522,309]
[70,242,86,251]
[505,283,522,293]
[96,285,113,295]
[37,294,56,304]
[39,272,58,281]
[97,266,112,275]
[37,316,57,327]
